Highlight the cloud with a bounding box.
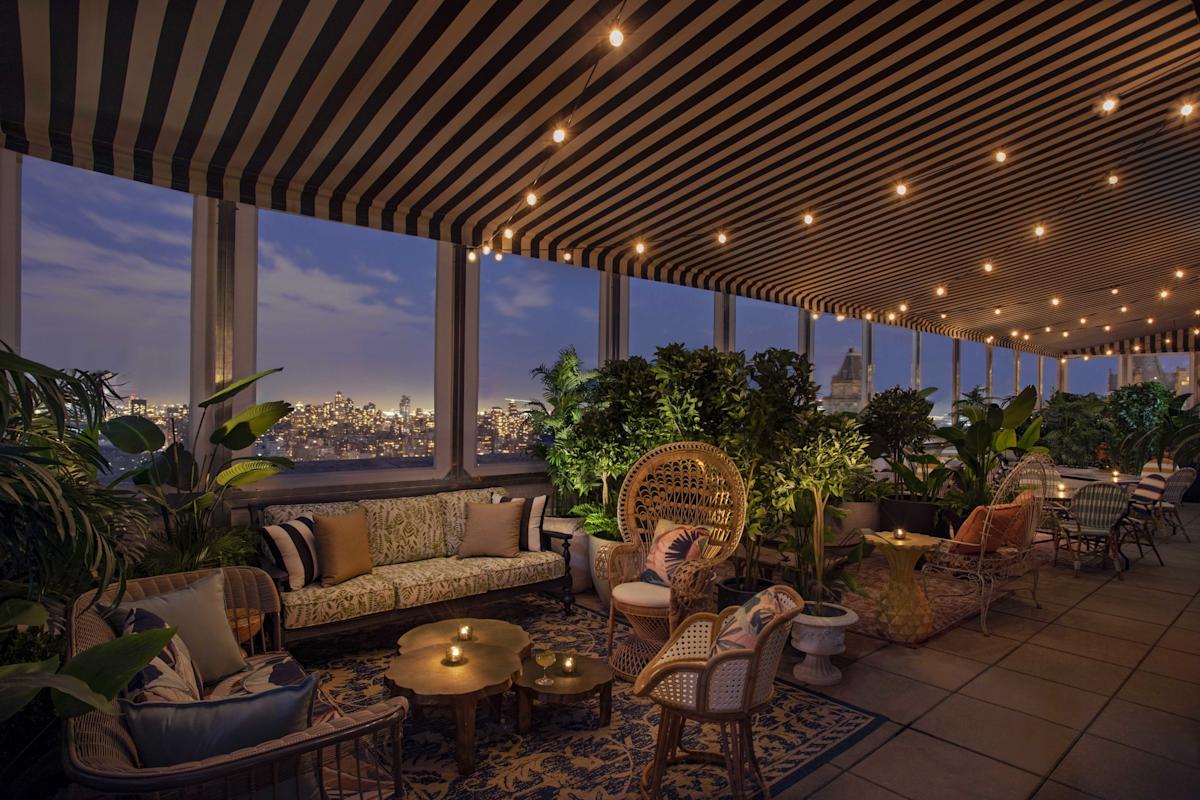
[80,209,192,248]
[488,271,553,319]
[361,267,400,284]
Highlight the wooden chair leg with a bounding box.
[606,603,616,657]
[641,709,674,800]
[741,718,769,799]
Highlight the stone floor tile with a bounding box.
[1051,734,1200,800]
[830,721,902,769]
[998,643,1130,696]
[1159,626,1200,655]
[1088,698,1200,768]
[1117,567,1200,596]
[912,693,1077,775]
[1053,607,1166,644]
[1033,583,1100,608]
[1075,584,1190,625]
[1172,609,1200,632]
[1139,645,1200,684]
[775,762,841,799]
[842,631,888,659]
[811,663,948,724]
[1027,624,1150,667]
[810,772,905,799]
[1117,670,1200,721]
[862,644,988,690]
[852,730,1040,800]
[960,667,1107,729]
[924,626,1020,663]
[961,610,1050,641]
[992,596,1069,622]
[1031,781,1101,799]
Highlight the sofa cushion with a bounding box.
[611,580,671,608]
[437,488,505,555]
[359,495,446,564]
[373,559,491,610]
[464,551,566,592]
[280,572,395,629]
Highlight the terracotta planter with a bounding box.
[542,516,592,594]
[587,534,618,610]
[790,602,859,685]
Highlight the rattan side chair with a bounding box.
[633,585,804,800]
[606,441,748,680]
[64,566,407,799]
[1159,467,1196,542]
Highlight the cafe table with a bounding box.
[863,530,942,643]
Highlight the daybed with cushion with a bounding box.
[65,566,406,799]
[256,488,573,643]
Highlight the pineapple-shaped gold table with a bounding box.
[863,531,941,643]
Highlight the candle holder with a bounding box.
[893,528,908,541]
[561,656,577,675]
[457,624,473,642]
[443,645,466,666]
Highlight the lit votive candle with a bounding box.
[1057,483,1066,492]
[446,645,463,665]
[562,656,576,675]
[1112,470,1120,478]
[458,624,472,641]
[893,528,907,541]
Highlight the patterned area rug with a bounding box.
[290,594,886,799]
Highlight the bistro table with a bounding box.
[514,652,614,734]
[396,617,533,660]
[863,530,942,643]
[1057,467,1141,486]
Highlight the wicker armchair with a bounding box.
[922,453,1055,635]
[633,585,804,800]
[64,567,406,799]
[606,441,748,679]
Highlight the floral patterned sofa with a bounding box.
[257,488,573,643]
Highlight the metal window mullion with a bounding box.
[911,330,921,389]
[985,344,993,398]
[0,151,20,352]
[862,321,874,406]
[951,338,961,424]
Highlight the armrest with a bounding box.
[258,558,290,591]
[607,542,643,587]
[66,698,408,793]
[668,557,720,602]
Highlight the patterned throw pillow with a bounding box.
[260,516,318,590]
[120,608,204,703]
[640,521,708,587]
[711,588,786,655]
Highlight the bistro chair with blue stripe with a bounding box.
[1159,468,1196,542]
[1122,473,1166,567]
[1066,482,1128,578]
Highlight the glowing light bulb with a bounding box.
[717,232,727,244]
[935,286,946,297]
[563,252,572,262]
[1160,289,1169,299]
[552,127,566,143]
[1134,345,1141,352]
[1083,355,1090,361]
[1120,306,1128,313]
[994,150,1007,163]
[1165,336,1171,344]
[1051,297,1060,306]
[983,261,994,273]
[1147,317,1155,324]
[1103,325,1111,332]
[1106,349,1113,355]
[940,313,947,319]
[1111,288,1119,294]
[895,182,908,196]
[467,250,477,263]
[1182,102,1194,117]
[482,244,492,255]
[635,241,645,254]
[1101,96,1118,113]
[803,212,814,225]
[1034,224,1046,238]
[503,227,514,239]
[494,252,503,261]
[1062,331,1070,337]
[1010,329,1020,337]
[1022,333,1030,340]
[609,28,623,46]
[1174,269,1184,278]
[835,314,846,322]
[994,307,1002,315]
[1044,326,1051,332]
[1107,174,1118,185]
[986,335,994,343]
[886,311,897,322]
[1079,317,1087,325]
[526,191,537,206]
[898,303,908,312]
[1060,357,1067,364]
[864,312,874,320]
[1195,309,1200,316]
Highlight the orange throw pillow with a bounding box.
[951,490,1038,553]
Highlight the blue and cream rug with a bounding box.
[291,595,886,799]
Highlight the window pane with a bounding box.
[1019,352,1040,395]
[872,323,912,391]
[814,315,864,413]
[960,340,987,403]
[1044,356,1060,396]
[477,254,598,462]
[992,347,1015,400]
[1069,356,1116,395]
[920,333,954,424]
[257,211,437,469]
[20,157,191,474]
[1130,354,1191,395]
[736,297,797,356]
[629,278,712,356]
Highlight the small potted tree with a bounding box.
[858,386,943,534]
[777,421,871,685]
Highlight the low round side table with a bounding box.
[514,653,614,734]
[863,530,941,643]
[384,643,521,775]
[396,617,532,660]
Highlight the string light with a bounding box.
[1034,224,1046,238]
[1106,348,1114,355]
[1010,329,1020,337]
[935,286,946,297]
[1111,288,1119,294]
[717,232,727,244]
[1079,317,1087,325]
[811,312,822,320]
[1182,102,1194,118]
[1107,174,1119,185]
[994,150,1007,163]
[525,191,537,206]
[552,127,567,143]
[483,244,492,255]
[1174,269,1184,278]
[609,28,624,47]
[835,314,846,322]
[494,252,503,261]
[1022,333,1030,340]
[864,312,874,320]
[886,311,897,321]
[1120,306,1128,312]
[1147,317,1155,324]
[1044,326,1052,332]
[563,252,572,262]
[1062,331,1070,337]
[635,241,645,254]
[1060,357,1067,364]
[898,303,908,312]
[803,212,815,225]
[467,250,477,262]
[895,182,908,196]
[1051,296,1060,306]
[1103,325,1111,332]
[983,261,994,273]
[503,228,514,239]
[993,307,1002,315]
[940,313,947,319]
[1159,289,1169,299]
[985,335,994,343]
[1134,344,1142,352]
[1101,96,1118,113]
[1083,355,1090,361]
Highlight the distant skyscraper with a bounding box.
[129,395,147,416]
[398,395,411,422]
[824,348,864,413]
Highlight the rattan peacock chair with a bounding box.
[606,441,747,680]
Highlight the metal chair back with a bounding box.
[1072,482,1128,531]
[1162,468,1196,505]
[1129,473,1167,517]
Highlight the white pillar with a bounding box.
[985,344,994,398]
[0,151,20,351]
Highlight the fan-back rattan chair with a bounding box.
[606,441,748,680]
[65,567,406,799]
[633,585,804,800]
[923,453,1054,635]
[1063,482,1129,577]
[1160,467,1196,542]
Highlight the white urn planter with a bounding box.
[790,603,859,686]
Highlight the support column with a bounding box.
[1012,348,1020,395]
[798,310,814,363]
[862,321,874,407]
[453,242,475,478]
[1058,357,1069,393]
[598,271,628,363]
[1037,356,1045,406]
[985,344,994,398]
[911,330,922,389]
[713,293,735,353]
[951,338,961,424]
[0,151,19,351]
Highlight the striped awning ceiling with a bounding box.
[3,0,1200,355]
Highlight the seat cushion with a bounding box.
[466,551,566,591]
[374,559,491,609]
[611,580,671,608]
[280,572,395,629]
[359,495,446,564]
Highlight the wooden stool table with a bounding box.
[396,617,532,660]
[863,530,942,643]
[514,653,614,734]
[384,643,521,775]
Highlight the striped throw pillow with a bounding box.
[491,493,547,551]
[260,516,318,590]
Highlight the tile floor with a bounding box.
[586,504,1200,799]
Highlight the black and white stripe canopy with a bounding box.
[3,0,1200,354]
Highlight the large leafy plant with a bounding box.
[1135,392,1199,468]
[858,385,936,493]
[102,369,295,573]
[937,385,1046,515]
[1106,380,1175,473]
[1040,391,1113,467]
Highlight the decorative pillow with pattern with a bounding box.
[120,608,203,703]
[710,588,785,655]
[491,493,547,551]
[260,516,318,590]
[640,522,708,587]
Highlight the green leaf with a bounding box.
[215,459,285,487]
[53,627,176,717]
[0,598,48,632]
[100,415,166,455]
[0,656,116,722]
[198,368,283,408]
[209,401,293,450]
[1001,385,1038,430]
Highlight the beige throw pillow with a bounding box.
[457,500,524,558]
[314,509,373,586]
